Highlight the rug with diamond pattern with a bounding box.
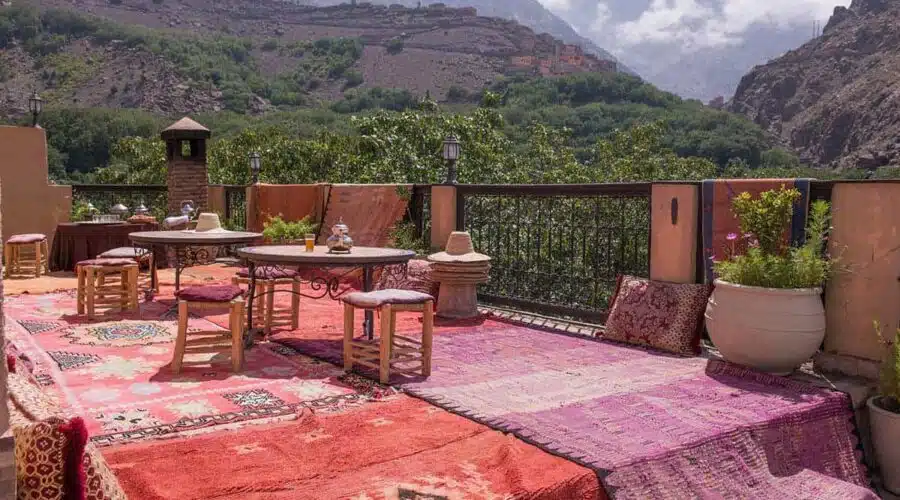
[4,291,390,447]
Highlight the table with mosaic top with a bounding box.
[236,245,415,345]
[129,230,262,291]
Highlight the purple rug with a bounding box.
[277,319,875,499]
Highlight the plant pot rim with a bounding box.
[713,279,822,296]
[869,395,900,417]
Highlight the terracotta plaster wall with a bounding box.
[207,185,226,216]
[650,183,699,283]
[247,184,328,233]
[0,126,71,248]
[431,185,457,250]
[825,182,900,361]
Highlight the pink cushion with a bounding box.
[98,247,150,259]
[342,289,434,309]
[602,275,713,356]
[175,285,244,303]
[77,258,138,267]
[8,233,46,244]
[236,267,298,280]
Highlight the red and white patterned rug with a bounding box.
[4,290,393,447]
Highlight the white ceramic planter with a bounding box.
[704,279,825,375]
[869,396,900,494]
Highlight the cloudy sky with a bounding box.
[538,0,851,52]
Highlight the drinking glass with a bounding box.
[304,234,315,252]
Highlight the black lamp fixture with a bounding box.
[28,91,43,128]
[442,135,461,184]
[249,151,261,184]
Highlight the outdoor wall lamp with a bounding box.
[442,135,461,184]
[28,91,43,128]
[249,151,261,184]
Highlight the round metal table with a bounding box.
[130,230,262,291]
[236,245,415,345]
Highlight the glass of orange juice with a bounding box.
[304,234,316,252]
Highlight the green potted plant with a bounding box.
[705,186,834,374]
[869,322,900,494]
[262,214,318,244]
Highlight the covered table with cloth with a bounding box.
[50,221,158,272]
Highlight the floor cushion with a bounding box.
[602,275,713,356]
[235,267,299,280]
[97,247,150,260]
[76,258,137,267]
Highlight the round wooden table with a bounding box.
[130,230,262,290]
[237,245,415,344]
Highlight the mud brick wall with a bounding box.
[167,159,209,217]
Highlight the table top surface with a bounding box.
[129,230,263,245]
[237,245,415,265]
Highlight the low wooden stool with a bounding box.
[75,258,140,318]
[97,247,158,293]
[232,267,301,336]
[342,289,434,384]
[4,234,49,278]
[171,285,245,374]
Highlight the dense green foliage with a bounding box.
[713,189,833,289]
[875,321,900,413]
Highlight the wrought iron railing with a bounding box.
[70,184,168,221]
[409,184,431,247]
[222,185,247,230]
[456,184,652,322]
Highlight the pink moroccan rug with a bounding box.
[4,291,392,447]
[274,317,876,499]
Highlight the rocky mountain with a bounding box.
[297,0,624,69]
[1,0,616,118]
[729,0,900,169]
[532,0,843,102]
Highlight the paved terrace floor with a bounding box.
[2,263,880,499]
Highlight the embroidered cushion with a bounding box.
[7,234,46,244]
[343,289,434,309]
[98,247,150,259]
[175,285,244,302]
[376,260,440,299]
[84,443,127,500]
[14,419,67,500]
[76,258,137,267]
[235,267,299,280]
[602,275,712,356]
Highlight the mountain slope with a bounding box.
[2,0,616,118]
[729,0,900,169]
[297,0,627,71]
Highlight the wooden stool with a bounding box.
[342,289,434,384]
[75,258,140,318]
[171,285,245,374]
[97,247,158,293]
[4,234,49,278]
[232,267,300,336]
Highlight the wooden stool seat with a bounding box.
[98,247,158,293]
[76,259,139,318]
[171,286,245,373]
[232,271,300,336]
[4,234,49,278]
[342,290,434,384]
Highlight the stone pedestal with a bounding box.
[436,283,479,319]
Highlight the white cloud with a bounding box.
[541,0,850,51]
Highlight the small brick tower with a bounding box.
[161,117,210,216]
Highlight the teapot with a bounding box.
[326,217,353,253]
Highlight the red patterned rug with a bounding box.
[4,290,392,447]
[104,395,604,500]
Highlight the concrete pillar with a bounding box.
[815,182,900,379]
[429,185,457,250]
[649,183,699,283]
[207,185,227,217]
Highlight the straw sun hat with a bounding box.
[193,213,228,232]
[428,231,490,263]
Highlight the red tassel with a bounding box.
[6,354,15,374]
[58,417,88,500]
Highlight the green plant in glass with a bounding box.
[713,186,833,289]
[262,214,318,244]
[71,200,94,221]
